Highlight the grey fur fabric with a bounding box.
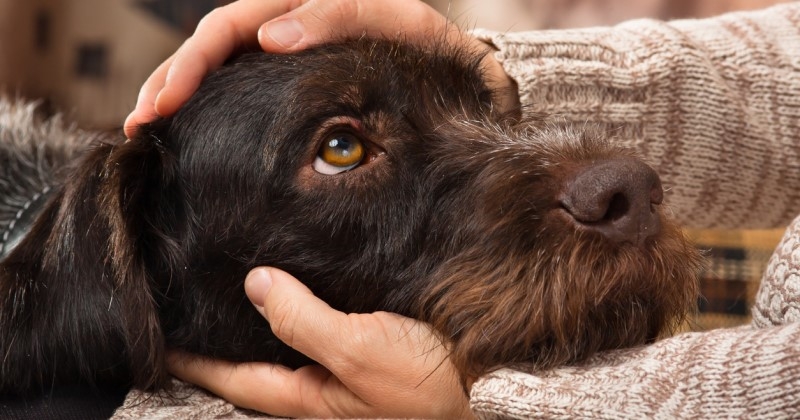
[0,98,94,257]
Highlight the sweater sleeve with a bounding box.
[470,213,800,418]
[753,214,800,328]
[470,6,800,418]
[474,3,800,230]
[470,323,800,419]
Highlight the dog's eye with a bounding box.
[313,133,366,175]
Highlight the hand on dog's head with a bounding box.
[0,37,701,396]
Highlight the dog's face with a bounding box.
[147,39,702,379]
[0,38,701,395]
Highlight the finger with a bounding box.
[123,54,175,138]
[167,351,367,418]
[245,269,449,417]
[126,0,296,135]
[167,351,331,417]
[258,0,451,53]
[245,268,350,368]
[166,350,291,405]
[154,0,301,118]
[247,268,446,385]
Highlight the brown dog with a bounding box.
[0,38,702,400]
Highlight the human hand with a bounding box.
[123,0,518,138]
[167,267,472,419]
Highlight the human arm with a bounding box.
[474,2,800,229]
[470,8,800,415]
[471,324,800,419]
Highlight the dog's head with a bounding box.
[130,38,701,380]
[1,37,701,394]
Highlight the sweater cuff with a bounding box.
[470,323,800,419]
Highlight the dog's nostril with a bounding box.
[603,193,630,222]
[560,157,662,245]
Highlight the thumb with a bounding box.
[244,267,347,366]
[257,0,450,52]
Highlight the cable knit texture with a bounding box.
[753,215,800,328]
[113,3,800,418]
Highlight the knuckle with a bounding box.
[195,6,229,32]
[268,299,298,348]
[332,313,374,369]
[336,0,359,18]
[343,313,370,346]
[322,0,359,27]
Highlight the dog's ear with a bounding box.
[0,122,184,395]
[97,122,188,390]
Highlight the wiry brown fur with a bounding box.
[418,123,701,380]
[0,37,702,398]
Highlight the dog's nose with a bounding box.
[559,157,663,245]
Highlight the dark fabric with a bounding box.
[0,187,54,260]
[694,244,772,330]
[0,386,127,420]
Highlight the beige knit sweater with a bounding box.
[470,3,800,418]
[113,3,800,418]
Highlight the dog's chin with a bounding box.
[418,213,702,383]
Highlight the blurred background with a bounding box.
[0,0,222,129]
[0,0,788,130]
[0,0,792,330]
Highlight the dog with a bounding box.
[0,38,702,400]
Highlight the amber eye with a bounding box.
[313,133,366,175]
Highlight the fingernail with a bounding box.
[263,19,304,48]
[245,268,273,309]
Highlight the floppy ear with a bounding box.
[97,123,188,390]
[0,122,184,395]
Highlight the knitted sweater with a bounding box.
[113,3,800,418]
[470,3,800,418]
